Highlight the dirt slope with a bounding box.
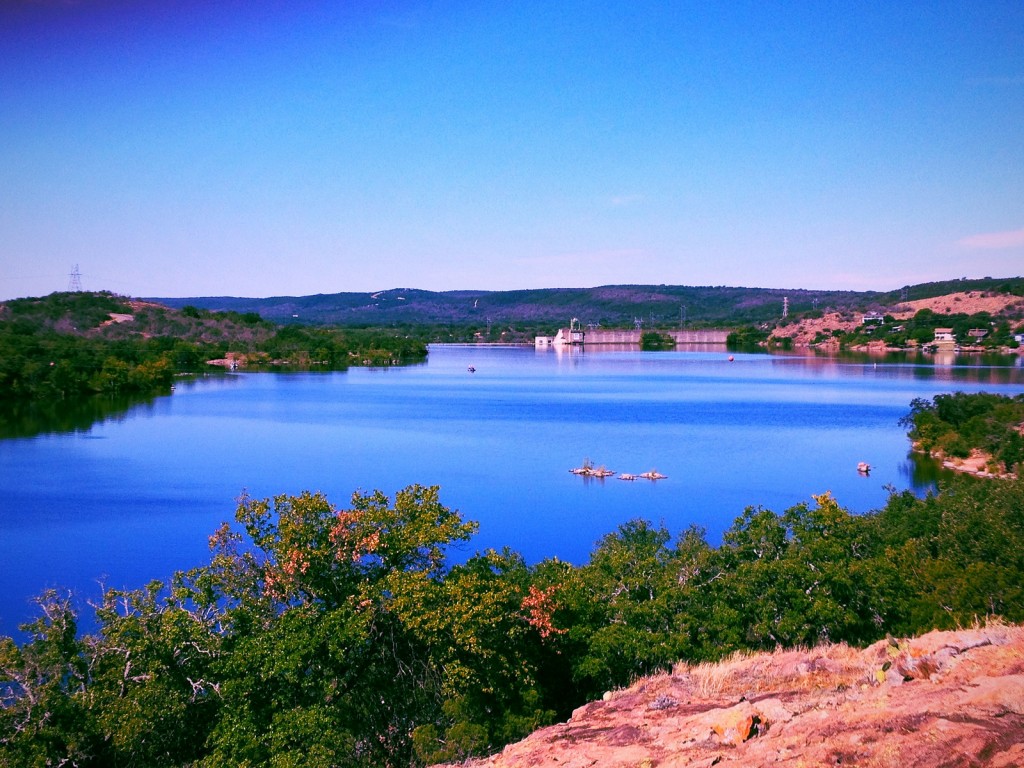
[439,624,1024,768]
[890,291,1024,319]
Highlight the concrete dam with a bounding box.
[542,328,731,347]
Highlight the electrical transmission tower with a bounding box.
[782,296,789,318]
[68,264,83,292]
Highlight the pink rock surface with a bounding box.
[437,625,1024,768]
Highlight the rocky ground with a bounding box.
[438,624,1024,768]
[922,446,1018,479]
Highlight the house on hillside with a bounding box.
[861,312,885,324]
[966,328,989,343]
[933,328,956,345]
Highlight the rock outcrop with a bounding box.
[439,624,1024,768]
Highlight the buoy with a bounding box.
[728,355,735,362]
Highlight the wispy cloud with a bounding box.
[956,228,1024,250]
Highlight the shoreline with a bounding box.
[911,443,1017,480]
[776,338,1022,356]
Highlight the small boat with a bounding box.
[618,473,636,481]
[639,470,667,480]
[857,462,871,474]
[467,366,476,373]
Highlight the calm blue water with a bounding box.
[2,345,1023,636]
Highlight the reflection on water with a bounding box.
[898,451,958,490]
[0,361,430,439]
[0,390,167,439]
[1,345,1022,638]
[774,349,1024,384]
[2,349,1021,439]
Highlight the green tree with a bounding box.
[566,521,683,695]
[86,582,219,767]
[0,591,97,766]
[177,485,481,767]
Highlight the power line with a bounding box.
[68,264,83,292]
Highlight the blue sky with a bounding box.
[1,0,1022,300]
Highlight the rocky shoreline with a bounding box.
[913,443,1018,480]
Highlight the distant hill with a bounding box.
[149,277,1024,328]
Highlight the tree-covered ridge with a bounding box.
[151,276,1024,330]
[3,465,1023,766]
[0,291,427,402]
[901,392,1024,474]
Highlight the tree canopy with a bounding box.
[4,471,1024,766]
[0,292,428,428]
[902,391,1024,472]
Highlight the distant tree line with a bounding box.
[154,276,1024,329]
[3,402,1023,765]
[0,292,427,404]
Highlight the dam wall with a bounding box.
[665,330,730,344]
[550,328,730,346]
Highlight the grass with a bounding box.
[670,643,870,700]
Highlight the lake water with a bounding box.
[2,344,1023,637]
